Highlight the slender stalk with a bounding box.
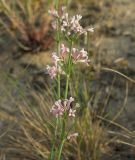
[57,40,74,159]
[57,28,61,98]
[57,139,65,160]
[56,0,61,98]
[50,0,61,159]
[64,40,73,99]
[49,118,59,160]
[87,32,90,53]
[58,74,61,98]
[57,116,66,160]
[64,75,69,99]
[54,0,59,11]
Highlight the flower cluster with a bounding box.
[61,13,94,36]
[50,97,79,118]
[46,44,89,79]
[59,44,90,65]
[72,48,89,65]
[46,51,64,79]
[49,8,94,37]
[46,65,57,79]
[48,9,59,18]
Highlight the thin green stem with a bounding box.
[57,40,74,159]
[56,3,61,99]
[54,0,59,10]
[57,139,65,160]
[87,32,90,53]
[50,0,61,159]
[58,74,61,99]
[49,118,59,160]
[57,30,61,99]
[57,116,66,160]
[65,75,69,99]
[64,40,73,99]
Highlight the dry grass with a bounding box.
[0,72,108,160]
[0,69,135,160]
[0,87,54,159]
[0,0,54,52]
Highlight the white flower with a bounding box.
[63,21,68,27]
[67,133,79,140]
[75,103,80,108]
[69,109,76,117]
[48,9,59,18]
[67,32,71,35]
[61,26,66,32]
[87,27,94,32]
[51,21,57,29]
[62,6,66,11]
[62,13,69,20]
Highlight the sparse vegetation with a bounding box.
[0,0,135,160]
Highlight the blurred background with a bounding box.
[0,0,135,160]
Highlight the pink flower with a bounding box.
[46,65,57,79]
[46,64,64,79]
[50,100,64,117]
[67,132,79,140]
[64,97,74,110]
[50,97,77,117]
[51,44,69,63]
[51,52,60,65]
[60,44,69,60]
[49,7,94,37]
[72,48,89,65]
[70,15,83,34]
[60,14,84,35]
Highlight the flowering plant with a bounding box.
[49,7,94,41]
[47,44,90,79]
[47,5,94,160]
